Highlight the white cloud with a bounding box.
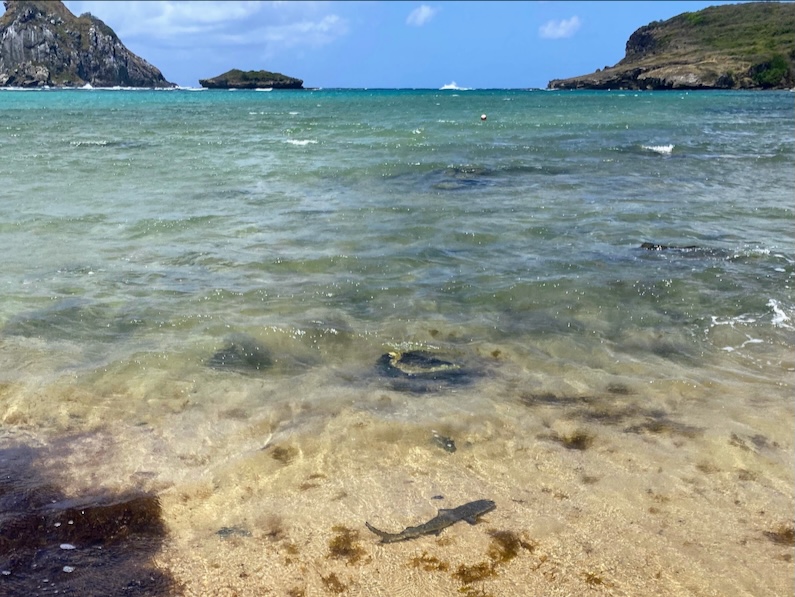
[538,15,582,40]
[223,15,348,50]
[63,1,348,49]
[65,1,262,37]
[406,5,438,27]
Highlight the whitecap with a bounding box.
[710,314,757,328]
[642,144,674,155]
[440,81,471,91]
[285,139,318,146]
[768,299,794,330]
[70,140,109,147]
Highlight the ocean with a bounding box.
[0,88,792,596]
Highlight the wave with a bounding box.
[284,139,318,146]
[642,144,674,155]
[440,81,471,91]
[768,299,794,330]
[70,140,109,147]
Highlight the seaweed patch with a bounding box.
[320,572,347,594]
[0,443,177,596]
[540,429,595,451]
[624,415,702,438]
[487,530,536,564]
[764,524,795,546]
[409,552,450,572]
[328,525,365,564]
[451,529,536,591]
[270,445,297,464]
[453,561,496,584]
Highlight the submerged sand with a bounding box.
[1,351,792,596]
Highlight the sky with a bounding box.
[35,1,752,88]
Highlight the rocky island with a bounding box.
[0,0,174,88]
[199,69,304,90]
[548,2,795,90]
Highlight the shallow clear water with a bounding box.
[0,88,792,595]
[2,89,792,380]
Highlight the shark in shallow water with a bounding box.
[365,499,496,543]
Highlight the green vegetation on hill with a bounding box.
[549,2,795,90]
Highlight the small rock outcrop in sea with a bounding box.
[548,2,795,90]
[0,0,174,87]
[199,69,304,90]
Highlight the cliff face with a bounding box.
[548,2,795,90]
[0,0,174,87]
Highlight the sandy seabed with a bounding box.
[1,350,793,597]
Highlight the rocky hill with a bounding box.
[548,2,795,90]
[199,69,304,90]
[0,0,174,87]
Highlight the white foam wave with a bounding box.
[768,299,794,330]
[70,140,108,147]
[642,144,674,155]
[710,314,757,328]
[722,336,764,352]
[440,81,471,91]
[285,139,318,146]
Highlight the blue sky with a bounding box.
[50,1,748,88]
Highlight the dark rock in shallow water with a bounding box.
[376,350,474,393]
[639,242,731,259]
[432,431,457,453]
[216,526,252,539]
[640,242,700,251]
[208,334,272,373]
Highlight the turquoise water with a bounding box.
[1,89,791,386]
[0,88,793,594]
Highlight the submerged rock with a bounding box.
[638,242,731,259]
[640,242,700,251]
[216,526,252,539]
[207,334,273,373]
[432,431,457,453]
[376,350,474,393]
